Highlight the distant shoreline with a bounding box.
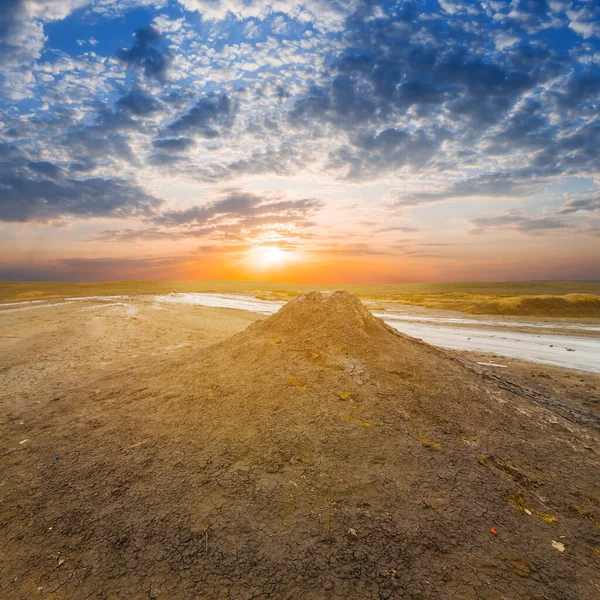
[2,280,600,318]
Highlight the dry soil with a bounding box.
[1,292,599,600]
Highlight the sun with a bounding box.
[248,246,292,270]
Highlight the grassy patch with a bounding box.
[508,491,530,514]
[416,433,442,451]
[536,512,558,524]
[368,291,600,317]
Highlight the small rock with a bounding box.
[347,527,358,539]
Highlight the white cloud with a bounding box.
[438,0,458,15]
[569,20,598,39]
[175,0,355,29]
[494,32,520,50]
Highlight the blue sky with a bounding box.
[0,0,599,282]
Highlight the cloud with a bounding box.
[390,240,456,258]
[175,0,356,27]
[116,25,172,83]
[95,189,325,241]
[495,32,521,51]
[166,93,236,138]
[0,0,88,69]
[393,169,551,207]
[373,226,419,233]
[328,127,446,179]
[310,243,390,256]
[155,189,322,226]
[152,137,195,152]
[468,209,568,235]
[558,195,600,214]
[94,226,214,242]
[0,144,162,222]
[116,89,162,116]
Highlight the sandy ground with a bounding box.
[0,298,260,404]
[1,295,599,599]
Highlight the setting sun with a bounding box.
[247,246,293,270]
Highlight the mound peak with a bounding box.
[244,290,388,352]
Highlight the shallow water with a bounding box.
[153,293,284,314]
[382,320,600,373]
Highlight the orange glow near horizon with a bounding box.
[246,246,294,270]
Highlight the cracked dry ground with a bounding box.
[1,291,599,599]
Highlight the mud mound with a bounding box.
[254,290,383,344]
[2,293,600,600]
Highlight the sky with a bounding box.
[0,0,599,283]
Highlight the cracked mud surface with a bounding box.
[1,292,599,599]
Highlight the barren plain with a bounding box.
[1,291,599,599]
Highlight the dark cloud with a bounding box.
[558,195,600,214]
[94,226,214,242]
[469,210,568,235]
[63,128,137,166]
[49,255,190,281]
[116,89,162,116]
[49,90,167,170]
[147,134,197,166]
[393,169,552,207]
[167,93,235,138]
[116,25,172,84]
[0,144,162,222]
[289,77,377,128]
[290,15,543,136]
[328,126,447,179]
[0,0,28,68]
[484,98,554,155]
[27,160,64,179]
[146,152,187,166]
[152,137,195,152]
[155,190,322,227]
[60,256,179,270]
[0,253,197,282]
[557,70,600,110]
[95,189,324,242]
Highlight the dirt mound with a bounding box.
[2,293,600,600]
[253,290,382,343]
